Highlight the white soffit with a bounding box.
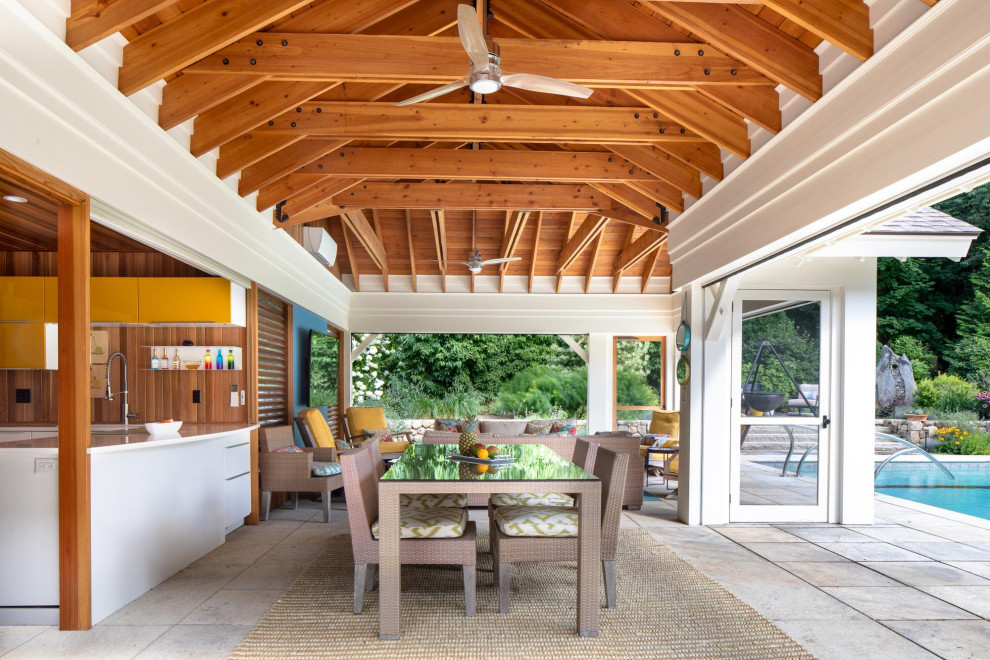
[669,0,990,289]
[0,0,350,327]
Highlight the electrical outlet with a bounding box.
[15,389,31,404]
[35,458,57,473]
[240,389,246,405]
[192,390,201,404]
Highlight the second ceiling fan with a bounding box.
[395,4,594,106]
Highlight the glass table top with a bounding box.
[381,443,595,482]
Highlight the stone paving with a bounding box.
[2,495,989,659]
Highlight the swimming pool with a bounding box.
[760,460,990,521]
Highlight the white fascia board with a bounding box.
[348,292,676,335]
[669,0,990,289]
[811,234,980,259]
[0,0,350,327]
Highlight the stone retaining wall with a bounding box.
[875,418,990,446]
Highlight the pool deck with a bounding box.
[2,494,989,659]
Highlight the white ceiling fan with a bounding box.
[395,4,594,106]
[438,211,521,274]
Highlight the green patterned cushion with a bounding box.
[311,461,342,477]
[490,492,574,507]
[371,506,467,539]
[400,493,468,509]
[495,505,579,537]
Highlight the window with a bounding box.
[613,336,665,429]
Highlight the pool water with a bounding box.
[759,460,990,521]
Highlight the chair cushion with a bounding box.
[349,407,388,434]
[371,506,467,539]
[434,418,464,432]
[300,408,337,449]
[490,492,575,507]
[379,441,411,455]
[495,505,579,537]
[648,411,680,438]
[399,493,468,509]
[311,461,342,477]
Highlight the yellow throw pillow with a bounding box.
[648,411,680,438]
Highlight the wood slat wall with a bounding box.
[0,251,211,276]
[257,289,291,427]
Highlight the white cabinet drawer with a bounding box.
[224,442,250,480]
[224,473,251,531]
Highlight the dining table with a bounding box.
[377,442,602,639]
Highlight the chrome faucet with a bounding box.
[105,352,138,426]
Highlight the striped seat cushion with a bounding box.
[311,461,342,477]
[371,506,467,539]
[495,505,579,537]
[490,492,574,507]
[399,493,468,509]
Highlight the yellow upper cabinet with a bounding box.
[138,278,232,323]
[0,277,45,322]
[43,277,139,323]
[0,323,48,369]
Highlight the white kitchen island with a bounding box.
[0,423,258,625]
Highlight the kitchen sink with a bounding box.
[90,426,148,436]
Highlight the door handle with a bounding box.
[822,415,830,429]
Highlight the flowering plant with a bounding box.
[977,391,990,420]
[931,426,968,455]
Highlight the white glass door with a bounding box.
[730,291,830,522]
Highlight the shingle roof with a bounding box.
[867,207,983,235]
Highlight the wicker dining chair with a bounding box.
[340,441,477,616]
[491,447,629,613]
[259,425,342,523]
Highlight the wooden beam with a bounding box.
[241,139,348,199]
[556,214,609,273]
[341,223,359,292]
[529,212,542,294]
[591,182,677,219]
[245,281,260,526]
[297,148,659,182]
[761,0,873,61]
[614,229,668,274]
[190,82,339,157]
[341,210,389,275]
[57,197,92,630]
[187,34,769,87]
[556,212,580,292]
[641,247,662,294]
[257,173,330,213]
[158,73,266,131]
[283,178,362,220]
[218,134,302,180]
[598,204,667,231]
[656,141,724,182]
[258,102,700,144]
[332,182,608,211]
[614,225,637,293]
[498,210,529,292]
[429,210,447,293]
[535,0,686,41]
[405,211,417,293]
[0,148,88,205]
[372,210,389,292]
[608,145,702,199]
[625,89,750,160]
[585,229,604,294]
[644,2,822,101]
[117,0,312,96]
[276,200,344,228]
[698,85,781,134]
[66,0,174,51]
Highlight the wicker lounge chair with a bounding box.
[340,441,477,616]
[259,425,342,523]
[491,447,629,613]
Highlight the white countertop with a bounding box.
[0,423,258,453]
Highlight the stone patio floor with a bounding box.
[2,493,989,659]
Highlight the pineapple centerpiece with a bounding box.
[459,416,479,456]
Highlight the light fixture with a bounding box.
[469,76,501,95]
[2,195,28,203]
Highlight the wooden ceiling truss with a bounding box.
[63,0,916,294]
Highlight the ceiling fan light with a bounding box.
[2,195,28,203]
[469,77,501,95]
[468,266,482,274]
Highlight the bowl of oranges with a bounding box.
[145,419,182,435]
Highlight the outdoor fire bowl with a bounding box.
[742,391,786,412]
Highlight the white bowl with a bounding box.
[145,421,182,435]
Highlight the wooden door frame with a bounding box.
[612,335,667,430]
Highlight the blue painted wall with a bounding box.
[292,305,329,446]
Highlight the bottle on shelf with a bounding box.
[173,349,181,370]
[215,348,223,370]
[204,349,212,370]
[151,348,159,370]
[160,349,169,370]
[227,349,235,370]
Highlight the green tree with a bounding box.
[955,247,990,338]
[887,335,937,380]
[742,306,819,394]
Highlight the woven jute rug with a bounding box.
[229,528,815,659]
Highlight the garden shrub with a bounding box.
[913,374,978,415]
[930,425,990,455]
[495,365,588,418]
[887,336,937,379]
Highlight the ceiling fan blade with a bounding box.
[457,4,490,69]
[501,73,593,99]
[394,80,469,106]
[479,257,522,266]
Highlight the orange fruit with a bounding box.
[476,448,489,459]
[474,464,489,474]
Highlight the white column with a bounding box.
[700,286,733,525]
[340,331,353,408]
[677,284,705,524]
[836,261,877,524]
[586,333,614,433]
